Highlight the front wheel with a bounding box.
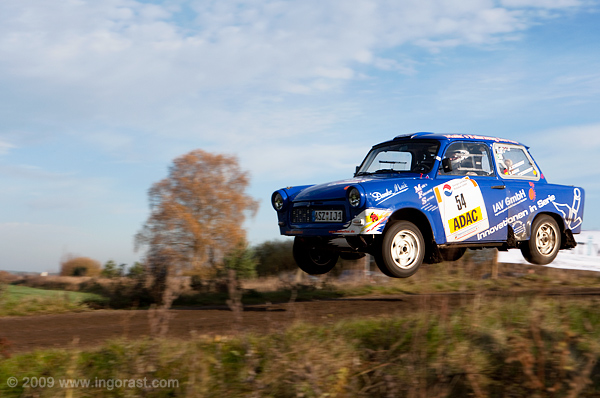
[293,237,339,275]
[521,215,561,265]
[375,221,425,278]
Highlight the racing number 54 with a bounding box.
[455,194,467,211]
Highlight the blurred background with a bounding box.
[1,0,599,272]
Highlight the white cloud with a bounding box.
[0,141,15,155]
[501,0,581,8]
[0,163,75,181]
[83,131,134,154]
[0,163,115,212]
[372,57,418,74]
[242,141,367,182]
[0,0,589,154]
[0,0,576,102]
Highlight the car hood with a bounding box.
[293,174,423,203]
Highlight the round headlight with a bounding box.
[272,192,284,211]
[348,187,361,207]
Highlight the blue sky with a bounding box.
[1,0,599,272]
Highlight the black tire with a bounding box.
[374,251,394,277]
[521,215,561,265]
[293,237,339,275]
[375,221,425,278]
[440,247,466,262]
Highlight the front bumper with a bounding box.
[279,208,392,237]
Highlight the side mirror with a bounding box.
[442,158,453,173]
[354,166,360,176]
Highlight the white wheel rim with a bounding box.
[390,229,420,269]
[536,223,557,256]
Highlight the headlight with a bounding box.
[272,191,285,211]
[348,187,361,207]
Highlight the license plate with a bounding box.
[314,210,343,222]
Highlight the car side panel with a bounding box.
[432,176,508,243]
[466,181,584,242]
[525,184,585,237]
[363,179,447,243]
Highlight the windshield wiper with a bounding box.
[356,169,402,176]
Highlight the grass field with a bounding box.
[0,285,103,316]
[5,258,600,312]
[1,261,600,396]
[4,285,102,302]
[1,295,599,397]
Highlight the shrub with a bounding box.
[218,241,257,280]
[101,260,127,278]
[254,240,296,277]
[127,262,145,278]
[60,256,102,277]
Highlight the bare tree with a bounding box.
[135,149,258,301]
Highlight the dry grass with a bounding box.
[15,275,129,291]
[6,257,600,312]
[0,286,94,316]
[241,276,282,292]
[1,295,600,397]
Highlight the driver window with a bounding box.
[439,142,494,176]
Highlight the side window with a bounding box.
[439,142,494,176]
[493,144,540,180]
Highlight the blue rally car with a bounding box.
[271,133,585,278]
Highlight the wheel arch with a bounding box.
[387,208,433,237]
[527,211,572,250]
[385,207,442,264]
[521,212,562,265]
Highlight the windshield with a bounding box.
[356,140,440,175]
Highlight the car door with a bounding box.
[491,143,542,241]
[434,141,507,244]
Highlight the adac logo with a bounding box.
[443,184,453,197]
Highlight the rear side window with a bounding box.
[493,143,540,180]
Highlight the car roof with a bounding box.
[382,132,528,148]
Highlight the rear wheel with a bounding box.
[521,215,561,265]
[375,221,425,278]
[293,237,339,275]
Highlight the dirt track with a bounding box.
[2,289,600,353]
[0,297,425,353]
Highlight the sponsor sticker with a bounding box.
[435,177,489,242]
[448,206,483,234]
[371,183,408,204]
[334,209,392,235]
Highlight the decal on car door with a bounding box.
[434,177,490,242]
